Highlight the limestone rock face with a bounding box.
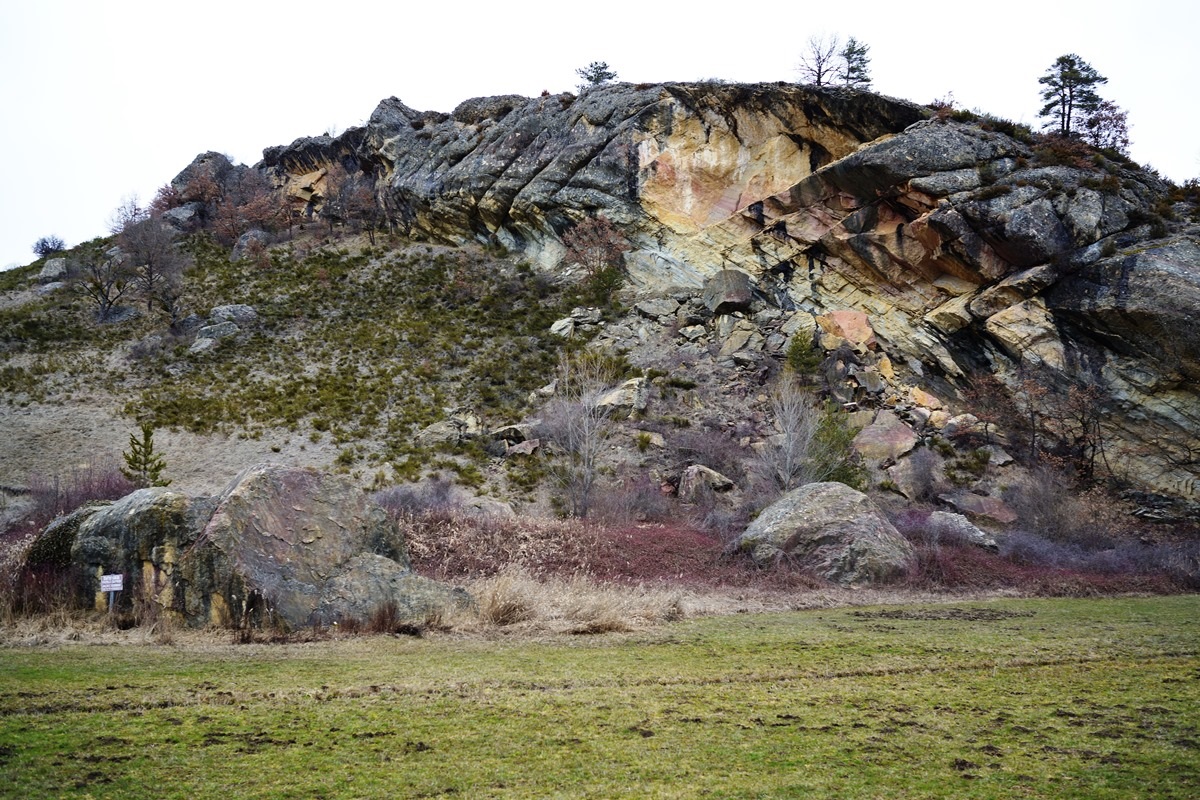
[1046,235,1200,498]
[727,482,915,584]
[262,84,925,280]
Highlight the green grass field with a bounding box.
[2,596,1198,798]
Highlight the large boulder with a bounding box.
[57,464,466,629]
[70,488,218,618]
[197,464,415,627]
[702,270,753,314]
[37,258,68,285]
[727,482,915,584]
[852,411,919,465]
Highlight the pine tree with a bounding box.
[576,61,618,90]
[1038,54,1107,137]
[121,422,170,488]
[838,37,872,89]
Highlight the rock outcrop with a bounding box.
[727,482,915,583]
[240,83,1198,499]
[53,465,466,628]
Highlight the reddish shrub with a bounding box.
[20,461,134,537]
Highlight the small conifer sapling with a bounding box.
[122,422,171,487]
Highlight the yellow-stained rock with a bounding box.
[984,298,1066,370]
[910,387,944,410]
[817,309,876,353]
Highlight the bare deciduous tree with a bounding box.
[797,34,841,86]
[1083,99,1131,156]
[322,164,380,242]
[117,217,186,313]
[71,244,134,321]
[757,378,862,491]
[107,195,148,235]
[561,215,630,307]
[539,352,622,518]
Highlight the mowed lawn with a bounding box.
[1,596,1197,799]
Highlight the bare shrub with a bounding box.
[1003,468,1135,546]
[22,461,134,537]
[372,478,457,517]
[672,426,747,487]
[589,474,673,525]
[394,511,603,581]
[365,601,423,636]
[538,352,622,518]
[754,379,865,492]
[906,447,942,503]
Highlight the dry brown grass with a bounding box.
[461,567,685,634]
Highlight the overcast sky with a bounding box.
[2,0,1197,270]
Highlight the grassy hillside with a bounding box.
[0,231,598,494]
[1,596,1197,798]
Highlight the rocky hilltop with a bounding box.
[254,82,1197,501]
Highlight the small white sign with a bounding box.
[100,574,124,592]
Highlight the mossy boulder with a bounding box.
[57,464,463,629]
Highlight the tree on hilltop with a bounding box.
[797,34,841,86]
[838,37,872,89]
[576,61,618,90]
[1082,99,1131,156]
[1038,54,1107,137]
[32,235,65,258]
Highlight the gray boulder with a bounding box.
[678,464,736,503]
[196,321,240,340]
[198,464,414,627]
[702,270,753,314]
[210,304,259,327]
[594,377,650,416]
[231,229,269,262]
[927,511,998,551]
[728,482,915,584]
[161,202,203,231]
[635,297,681,320]
[37,258,68,284]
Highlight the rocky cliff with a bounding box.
[255,83,1197,500]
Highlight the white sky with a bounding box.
[2,0,1197,270]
